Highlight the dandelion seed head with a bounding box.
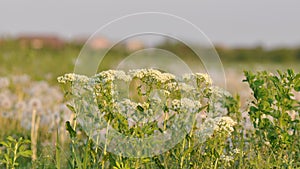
[28,98,42,110]
[0,97,13,109]
[15,101,27,110]
[0,77,10,89]
[12,75,30,84]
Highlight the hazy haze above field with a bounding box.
[1,0,300,48]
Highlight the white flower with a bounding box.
[160,72,175,83]
[213,116,237,135]
[179,83,194,92]
[172,98,201,112]
[165,82,178,91]
[57,73,89,84]
[130,69,175,83]
[181,98,196,109]
[28,98,42,111]
[171,99,181,110]
[195,73,212,86]
[94,70,131,82]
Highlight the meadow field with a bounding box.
[0,39,299,168]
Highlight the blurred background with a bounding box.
[0,0,300,146]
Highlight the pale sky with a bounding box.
[1,0,300,48]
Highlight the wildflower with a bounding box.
[0,97,12,109]
[94,70,131,82]
[165,82,178,91]
[179,83,194,92]
[28,98,42,111]
[171,99,181,110]
[195,73,213,86]
[209,86,225,98]
[15,101,27,111]
[57,73,89,84]
[171,98,201,112]
[130,69,175,83]
[181,98,200,109]
[160,72,175,83]
[213,116,237,135]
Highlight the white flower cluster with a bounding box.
[57,73,89,84]
[130,69,175,83]
[182,73,212,85]
[171,99,181,110]
[179,83,194,92]
[94,70,131,82]
[58,69,215,124]
[195,73,213,86]
[171,98,201,112]
[213,116,237,135]
[165,82,178,91]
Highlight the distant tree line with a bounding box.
[156,40,300,63]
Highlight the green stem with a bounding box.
[102,119,110,169]
[180,137,186,168]
[213,158,219,169]
[12,142,18,169]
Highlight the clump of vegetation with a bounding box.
[0,69,299,168]
[0,136,32,169]
[244,69,300,168]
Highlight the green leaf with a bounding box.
[254,79,264,87]
[66,104,76,114]
[0,141,9,148]
[137,105,144,112]
[18,145,26,152]
[6,136,16,143]
[287,69,294,77]
[66,121,76,138]
[294,77,300,91]
[22,139,31,144]
[18,150,32,158]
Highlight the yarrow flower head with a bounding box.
[195,73,212,86]
[94,70,131,82]
[213,116,237,135]
[171,98,201,112]
[57,73,89,84]
[130,69,175,83]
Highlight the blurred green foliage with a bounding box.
[1,38,300,84]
